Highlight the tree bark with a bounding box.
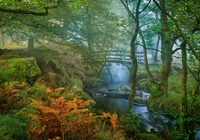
[28,38,34,51]
[0,27,4,46]
[85,6,92,51]
[159,0,172,95]
[120,0,143,110]
[129,36,138,111]
[127,0,141,111]
[180,41,187,133]
[154,35,160,62]
[139,29,154,80]
[180,41,197,140]
[180,41,187,112]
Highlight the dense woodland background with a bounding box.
[0,0,200,140]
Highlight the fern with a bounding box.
[29,97,100,140]
[102,112,119,129]
[0,83,29,112]
[27,96,126,140]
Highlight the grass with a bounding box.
[148,92,182,116]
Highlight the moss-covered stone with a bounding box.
[25,57,41,85]
[0,57,40,85]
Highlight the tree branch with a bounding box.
[153,0,200,62]
[0,0,61,16]
[139,0,151,14]
[0,7,49,16]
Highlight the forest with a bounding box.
[0,0,200,140]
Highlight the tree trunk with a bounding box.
[159,0,172,95]
[128,37,138,111]
[0,27,4,47]
[154,35,160,62]
[180,41,197,139]
[85,6,92,51]
[128,0,141,111]
[180,41,187,133]
[120,0,141,111]
[180,41,187,112]
[28,38,34,51]
[139,29,154,80]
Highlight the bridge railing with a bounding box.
[83,49,144,64]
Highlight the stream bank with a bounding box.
[88,83,175,133]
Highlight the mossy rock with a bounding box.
[82,77,100,89]
[47,59,65,75]
[53,74,71,88]
[0,57,41,85]
[70,76,83,91]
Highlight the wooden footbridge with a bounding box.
[83,48,144,65]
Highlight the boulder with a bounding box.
[0,57,41,85]
[70,76,83,92]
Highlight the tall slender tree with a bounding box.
[153,0,200,138]
[120,0,151,110]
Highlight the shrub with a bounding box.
[27,97,124,140]
[137,133,159,140]
[0,82,29,112]
[0,114,28,140]
[172,127,189,140]
[148,92,182,116]
[150,83,162,96]
[124,109,140,136]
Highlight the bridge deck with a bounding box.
[83,49,144,64]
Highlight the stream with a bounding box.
[88,62,200,139]
[89,83,174,133]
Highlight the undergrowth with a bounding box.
[0,81,126,140]
[148,92,182,116]
[0,114,28,140]
[17,97,125,140]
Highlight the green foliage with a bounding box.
[26,84,46,99]
[0,57,40,85]
[15,104,39,119]
[20,48,61,66]
[69,0,88,10]
[150,83,162,96]
[138,77,152,91]
[0,0,60,15]
[168,75,181,93]
[124,109,140,134]
[148,92,182,116]
[0,114,28,140]
[172,127,189,140]
[82,77,100,88]
[0,67,16,83]
[3,81,20,90]
[137,133,159,140]
[187,75,199,93]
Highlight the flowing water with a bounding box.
[90,84,173,133]
[90,62,200,138]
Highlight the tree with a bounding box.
[0,0,75,16]
[120,0,151,111]
[0,27,4,46]
[0,0,88,50]
[154,0,173,96]
[59,0,126,75]
[153,0,200,138]
[137,3,161,81]
[139,29,154,80]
